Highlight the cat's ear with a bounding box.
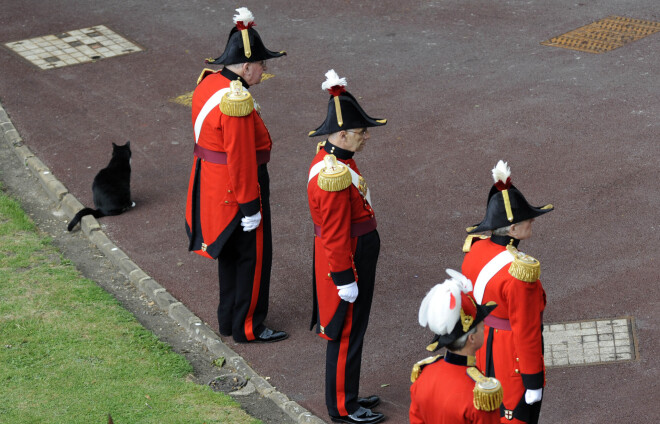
[125,141,130,147]
[112,142,118,148]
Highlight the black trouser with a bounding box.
[326,230,380,417]
[217,165,272,342]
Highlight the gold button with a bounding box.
[516,358,520,362]
[328,273,331,277]
[515,369,520,374]
[495,329,499,333]
[228,190,232,193]
[224,200,229,204]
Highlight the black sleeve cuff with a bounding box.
[239,198,260,217]
[331,268,355,286]
[521,372,544,390]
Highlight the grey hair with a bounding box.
[224,63,246,73]
[492,225,512,236]
[446,326,477,351]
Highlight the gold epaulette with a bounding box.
[462,234,490,253]
[196,68,216,85]
[466,367,503,412]
[410,355,441,383]
[316,140,326,153]
[317,154,351,192]
[220,80,254,117]
[506,244,540,283]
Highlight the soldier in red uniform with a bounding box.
[410,269,502,424]
[185,7,287,343]
[307,70,387,424]
[461,160,553,423]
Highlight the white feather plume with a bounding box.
[445,268,473,293]
[233,7,255,25]
[321,69,347,91]
[419,269,472,336]
[491,160,511,184]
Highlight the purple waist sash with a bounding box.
[484,315,512,331]
[314,217,377,238]
[194,144,270,165]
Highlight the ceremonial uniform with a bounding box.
[410,352,501,424]
[307,70,386,424]
[462,236,545,423]
[308,141,379,417]
[411,269,502,424]
[185,7,286,343]
[460,160,553,424]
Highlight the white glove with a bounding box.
[337,282,358,303]
[241,211,262,232]
[524,388,543,404]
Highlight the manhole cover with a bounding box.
[3,25,143,69]
[541,16,660,53]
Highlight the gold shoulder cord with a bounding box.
[410,355,441,383]
[506,245,541,283]
[466,367,503,411]
[317,154,351,192]
[220,80,254,117]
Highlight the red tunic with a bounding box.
[461,238,546,419]
[307,146,375,340]
[410,356,500,424]
[185,70,272,259]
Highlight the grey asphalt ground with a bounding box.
[1,1,659,423]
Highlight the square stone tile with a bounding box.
[4,25,143,69]
[544,317,636,368]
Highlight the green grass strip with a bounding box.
[0,187,260,424]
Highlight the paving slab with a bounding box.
[1,1,659,422]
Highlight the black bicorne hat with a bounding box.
[467,160,553,234]
[308,70,387,137]
[419,269,497,351]
[206,7,286,66]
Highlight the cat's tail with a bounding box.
[67,208,105,231]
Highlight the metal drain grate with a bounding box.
[541,16,660,53]
[4,25,142,69]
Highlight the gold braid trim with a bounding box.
[502,189,514,222]
[425,341,438,352]
[467,367,503,412]
[462,234,490,253]
[197,68,215,85]
[241,29,251,58]
[220,80,254,117]
[410,355,441,383]
[506,245,541,283]
[316,140,326,153]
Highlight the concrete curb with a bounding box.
[0,101,326,424]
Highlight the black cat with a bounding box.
[67,141,135,231]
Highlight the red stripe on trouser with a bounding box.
[335,304,354,417]
[243,222,263,340]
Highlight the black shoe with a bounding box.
[330,407,385,424]
[252,328,288,343]
[358,395,380,410]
